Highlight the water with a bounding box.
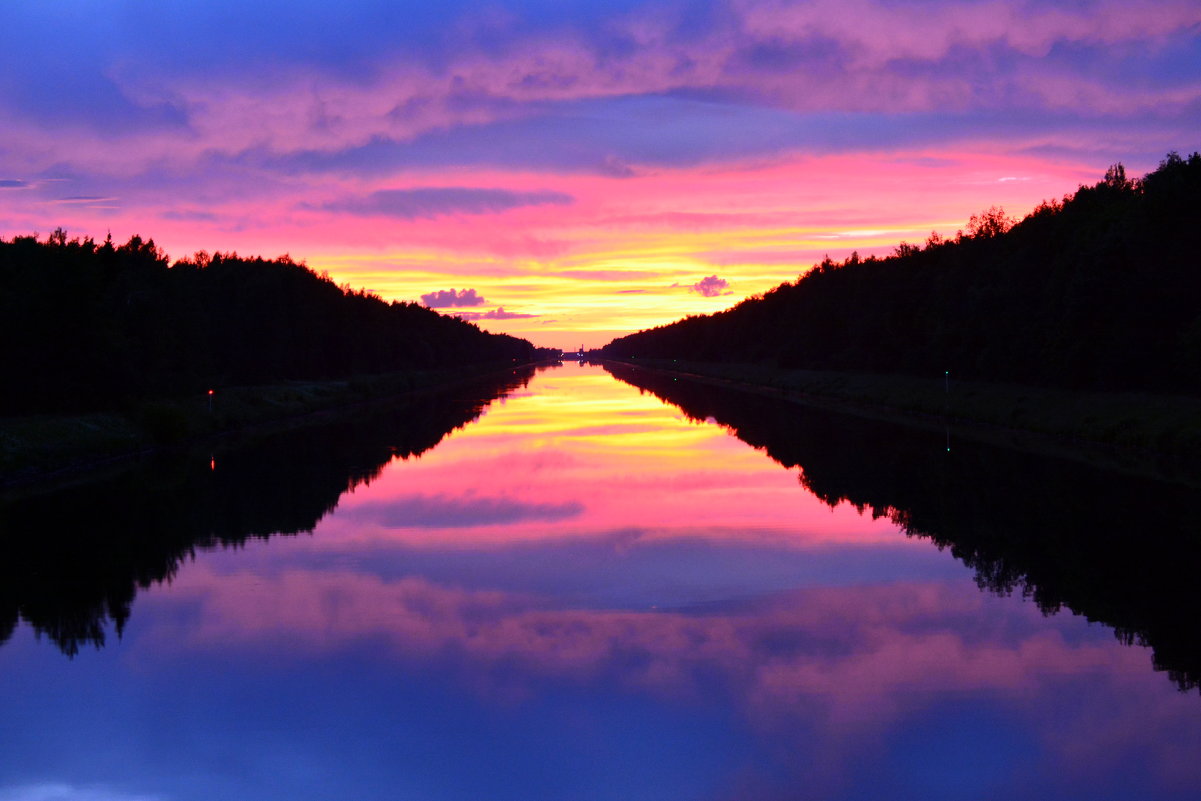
[2,363,1199,800]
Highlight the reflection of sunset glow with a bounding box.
[8,362,1201,801]
[319,366,904,548]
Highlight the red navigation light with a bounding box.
[208,389,214,395]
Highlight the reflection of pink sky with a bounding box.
[309,366,907,548]
[138,562,1201,792]
[127,364,1201,791]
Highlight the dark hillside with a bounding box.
[602,153,1201,395]
[0,234,539,414]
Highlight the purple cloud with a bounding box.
[690,275,731,297]
[54,195,116,204]
[0,0,1197,261]
[422,288,486,308]
[456,306,537,320]
[323,187,573,219]
[0,179,27,189]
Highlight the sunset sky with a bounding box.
[1,1,1198,347]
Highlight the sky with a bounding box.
[0,1,1198,348]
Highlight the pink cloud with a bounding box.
[689,275,731,297]
[421,287,486,307]
[2,1,1195,181]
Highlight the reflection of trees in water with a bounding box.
[0,367,540,656]
[607,363,1201,691]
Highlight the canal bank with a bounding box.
[0,361,556,488]
[600,358,1201,484]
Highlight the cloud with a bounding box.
[53,195,117,204]
[160,568,1156,734]
[558,268,666,281]
[0,180,27,189]
[456,306,538,320]
[322,187,573,219]
[0,0,1197,186]
[421,287,486,308]
[689,275,731,297]
[162,209,219,221]
[0,784,165,801]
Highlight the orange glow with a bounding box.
[294,152,1095,347]
[8,151,1101,349]
[308,365,906,548]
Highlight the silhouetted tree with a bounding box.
[602,154,1201,395]
[0,237,540,414]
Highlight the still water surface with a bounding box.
[2,363,1200,800]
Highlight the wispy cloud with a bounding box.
[322,187,573,219]
[0,783,165,801]
[52,195,117,205]
[456,306,538,320]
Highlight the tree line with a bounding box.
[0,232,547,414]
[602,153,1201,395]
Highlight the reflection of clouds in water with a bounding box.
[345,494,584,528]
[0,785,165,801]
[137,568,1201,791]
[151,568,1142,711]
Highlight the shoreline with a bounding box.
[0,361,554,491]
[600,358,1201,485]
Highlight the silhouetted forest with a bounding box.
[0,232,545,414]
[603,153,1201,395]
[0,366,542,655]
[607,362,1201,691]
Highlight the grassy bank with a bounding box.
[605,358,1201,475]
[0,363,540,485]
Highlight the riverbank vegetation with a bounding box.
[0,364,553,484]
[604,359,1201,476]
[0,232,551,415]
[1,365,539,653]
[0,232,557,481]
[602,153,1201,397]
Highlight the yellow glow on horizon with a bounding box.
[311,364,906,549]
[305,227,861,346]
[292,152,1078,348]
